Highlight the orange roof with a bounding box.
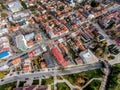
[3,48,9,51]
[27,40,34,47]
[28,52,34,60]
[12,57,21,65]
[9,26,19,31]
[59,43,68,53]
[79,44,85,51]
[36,34,41,42]
[23,65,31,71]
[41,62,47,68]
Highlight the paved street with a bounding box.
[0,62,102,85]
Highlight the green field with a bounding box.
[57,83,70,90]
[41,77,54,85]
[107,64,120,90]
[63,69,103,86]
[83,80,101,90]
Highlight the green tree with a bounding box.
[1,12,8,18]
[108,55,115,60]
[20,1,27,9]
[91,0,99,7]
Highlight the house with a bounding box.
[12,57,21,66]
[35,33,42,42]
[41,61,47,69]
[79,49,98,64]
[22,59,31,71]
[24,32,35,48]
[8,0,23,13]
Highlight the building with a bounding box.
[0,36,12,59]
[8,0,23,13]
[12,57,21,66]
[8,10,30,22]
[22,58,31,71]
[79,49,98,64]
[43,53,55,68]
[51,47,67,66]
[0,28,8,36]
[24,32,35,41]
[97,34,105,42]
[0,65,9,71]
[15,34,28,51]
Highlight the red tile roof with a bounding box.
[51,47,67,66]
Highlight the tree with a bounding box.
[108,55,115,60]
[1,12,8,18]
[91,0,99,7]
[0,3,7,9]
[21,1,27,9]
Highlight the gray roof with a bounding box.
[43,53,55,68]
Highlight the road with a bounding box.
[100,61,111,90]
[0,3,119,87]
[0,62,103,85]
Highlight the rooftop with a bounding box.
[8,0,23,13]
[79,49,98,64]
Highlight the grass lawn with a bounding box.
[51,85,54,90]
[107,64,120,90]
[57,82,70,90]
[83,80,101,90]
[32,79,39,85]
[0,82,16,90]
[41,77,54,85]
[63,69,103,86]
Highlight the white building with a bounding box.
[8,0,23,13]
[79,49,98,64]
[15,34,28,51]
[0,28,8,36]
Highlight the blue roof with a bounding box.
[0,51,9,59]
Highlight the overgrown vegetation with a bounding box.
[83,80,101,90]
[41,77,54,85]
[57,83,70,90]
[0,82,16,90]
[63,69,103,86]
[107,64,120,90]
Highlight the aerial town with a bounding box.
[0,0,119,90]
